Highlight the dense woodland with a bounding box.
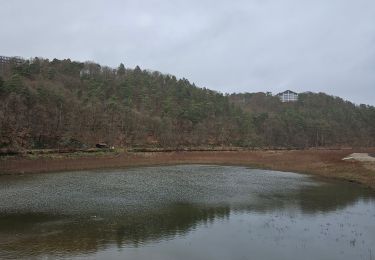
[0,57,374,151]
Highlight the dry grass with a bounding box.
[1,149,375,189]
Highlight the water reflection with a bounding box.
[0,165,374,259]
[297,180,374,214]
[0,204,231,258]
[249,180,374,214]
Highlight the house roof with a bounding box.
[277,90,298,95]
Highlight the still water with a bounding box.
[0,165,374,260]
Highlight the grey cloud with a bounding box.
[1,0,374,104]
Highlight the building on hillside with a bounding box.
[0,56,24,65]
[277,90,298,102]
[0,55,25,75]
[79,68,91,77]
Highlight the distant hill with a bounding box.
[0,57,374,150]
[229,92,375,147]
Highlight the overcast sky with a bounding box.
[1,0,375,105]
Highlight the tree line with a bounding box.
[0,57,374,151]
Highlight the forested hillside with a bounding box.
[229,92,375,147]
[0,57,374,151]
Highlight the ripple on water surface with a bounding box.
[0,165,374,260]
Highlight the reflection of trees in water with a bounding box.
[0,203,230,258]
[213,181,375,215]
[0,181,374,259]
[114,203,230,247]
[296,181,375,214]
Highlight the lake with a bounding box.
[0,165,374,260]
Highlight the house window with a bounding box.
[278,90,298,102]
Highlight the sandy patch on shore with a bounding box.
[342,153,375,171]
[342,153,375,162]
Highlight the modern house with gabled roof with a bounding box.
[277,90,298,102]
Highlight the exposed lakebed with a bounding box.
[0,165,374,259]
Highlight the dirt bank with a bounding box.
[1,149,375,189]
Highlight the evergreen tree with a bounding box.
[118,63,125,76]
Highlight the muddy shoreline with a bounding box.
[1,149,375,189]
